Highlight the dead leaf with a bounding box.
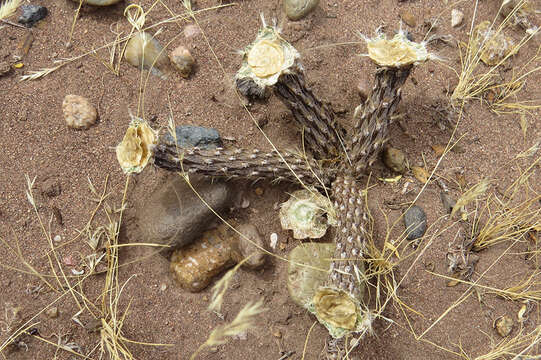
[431,144,446,156]
[412,166,429,184]
[447,278,461,287]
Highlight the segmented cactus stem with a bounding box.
[348,66,412,176]
[327,175,369,298]
[153,140,336,187]
[275,70,346,160]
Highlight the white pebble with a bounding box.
[53,235,62,243]
[269,233,278,249]
[169,45,195,78]
[451,9,464,27]
[62,95,97,129]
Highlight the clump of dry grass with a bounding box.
[468,325,541,360]
[190,300,266,360]
[486,44,541,115]
[471,154,540,251]
[0,175,172,359]
[451,0,539,108]
[452,179,490,219]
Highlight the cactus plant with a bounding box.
[116,25,431,339]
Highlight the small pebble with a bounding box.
[284,0,320,21]
[451,9,464,27]
[233,224,267,269]
[235,331,248,341]
[495,316,513,337]
[45,307,58,319]
[18,5,48,28]
[53,235,62,243]
[400,10,417,27]
[474,21,515,66]
[169,45,195,78]
[270,233,278,249]
[159,283,167,291]
[63,255,76,267]
[62,95,97,129]
[125,32,170,75]
[0,62,11,77]
[383,147,407,174]
[273,330,282,338]
[184,25,201,39]
[403,205,427,240]
[170,225,237,292]
[241,198,250,209]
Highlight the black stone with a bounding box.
[404,205,427,240]
[163,125,222,150]
[18,5,48,28]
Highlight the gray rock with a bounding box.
[18,5,48,28]
[138,177,233,251]
[232,224,267,269]
[383,147,407,174]
[163,125,222,150]
[404,205,427,240]
[284,0,319,21]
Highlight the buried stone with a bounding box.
[137,176,234,251]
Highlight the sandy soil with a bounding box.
[0,0,540,359]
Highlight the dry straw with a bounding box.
[0,0,21,20]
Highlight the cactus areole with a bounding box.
[117,26,431,339]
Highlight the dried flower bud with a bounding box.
[310,287,360,338]
[116,116,157,174]
[279,189,336,239]
[364,30,431,68]
[236,26,300,97]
